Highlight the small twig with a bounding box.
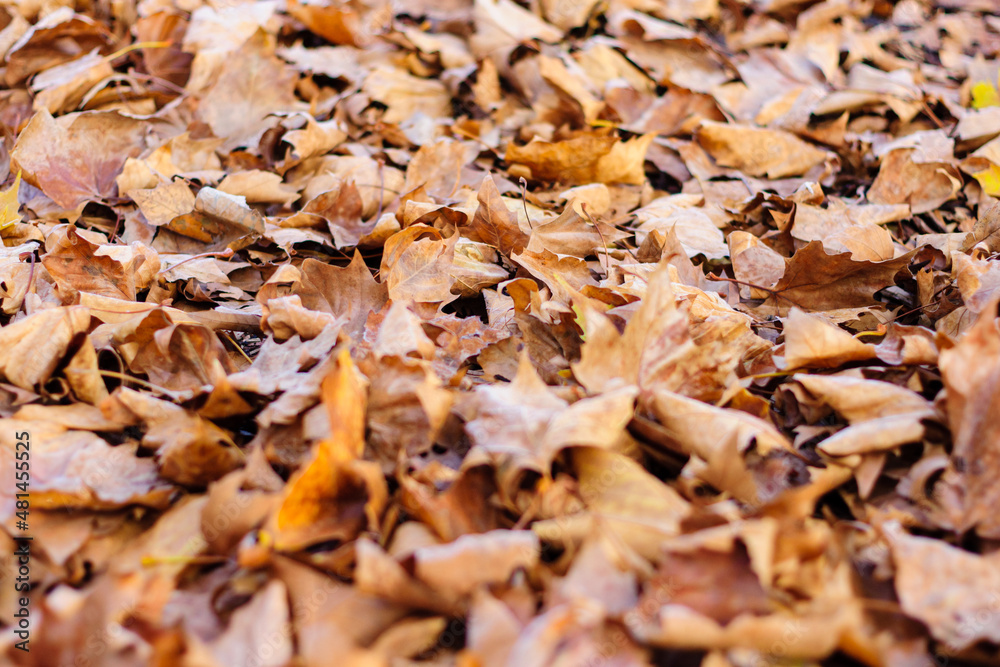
[108,208,123,243]
[106,40,172,63]
[921,100,945,129]
[580,203,610,276]
[519,177,534,230]
[221,331,254,365]
[158,248,234,275]
[746,369,803,380]
[141,554,227,567]
[65,368,176,397]
[18,251,36,297]
[129,71,188,97]
[705,274,809,311]
[375,157,385,222]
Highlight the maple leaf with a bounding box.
[11,109,148,209]
[269,348,387,550]
[383,228,460,306]
[197,30,302,150]
[971,79,1000,109]
[468,173,528,256]
[0,172,23,232]
[752,241,913,316]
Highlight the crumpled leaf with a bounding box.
[0,427,172,513]
[467,174,528,256]
[42,225,158,301]
[938,305,1000,538]
[269,348,387,550]
[382,228,459,305]
[0,306,91,389]
[165,187,265,251]
[885,521,1000,650]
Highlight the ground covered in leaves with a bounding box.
[3,0,1000,664]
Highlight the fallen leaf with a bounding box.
[938,305,1000,538]
[696,120,832,179]
[467,173,528,256]
[11,109,148,209]
[506,131,653,185]
[270,349,387,550]
[885,521,1000,650]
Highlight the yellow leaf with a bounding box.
[971,80,1000,109]
[270,346,386,551]
[322,346,368,459]
[0,171,22,232]
[972,163,1000,196]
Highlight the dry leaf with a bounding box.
[11,109,147,209]
[506,131,653,185]
[696,120,832,178]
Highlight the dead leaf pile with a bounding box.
[2,1,1000,665]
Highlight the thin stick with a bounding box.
[158,248,234,274]
[64,368,176,397]
[221,331,254,365]
[705,274,809,311]
[141,555,227,567]
[580,203,610,276]
[519,177,534,230]
[106,41,172,62]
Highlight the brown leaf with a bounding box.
[383,229,459,305]
[287,0,389,47]
[573,264,689,393]
[885,521,1000,650]
[130,180,196,227]
[363,65,453,124]
[30,49,113,114]
[134,12,193,88]
[782,308,877,369]
[868,148,961,214]
[209,580,293,667]
[198,30,301,150]
[0,306,91,390]
[756,241,912,316]
[468,173,528,256]
[119,310,235,394]
[555,446,690,559]
[5,10,111,85]
[363,354,453,471]
[938,306,1000,537]
[42,226,157,302]
[165,186,265,251]
[11,109,148,209]
[696,121,832,179]
[270,349,387,550]
[0,427,172,512]
[144,411,243,487]
[505,131,653,185]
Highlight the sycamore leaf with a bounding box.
[972,162,1000,196]
[971,80,1000,109]
[0,171,22,232]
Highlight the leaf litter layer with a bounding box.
[1,0,1000,665]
